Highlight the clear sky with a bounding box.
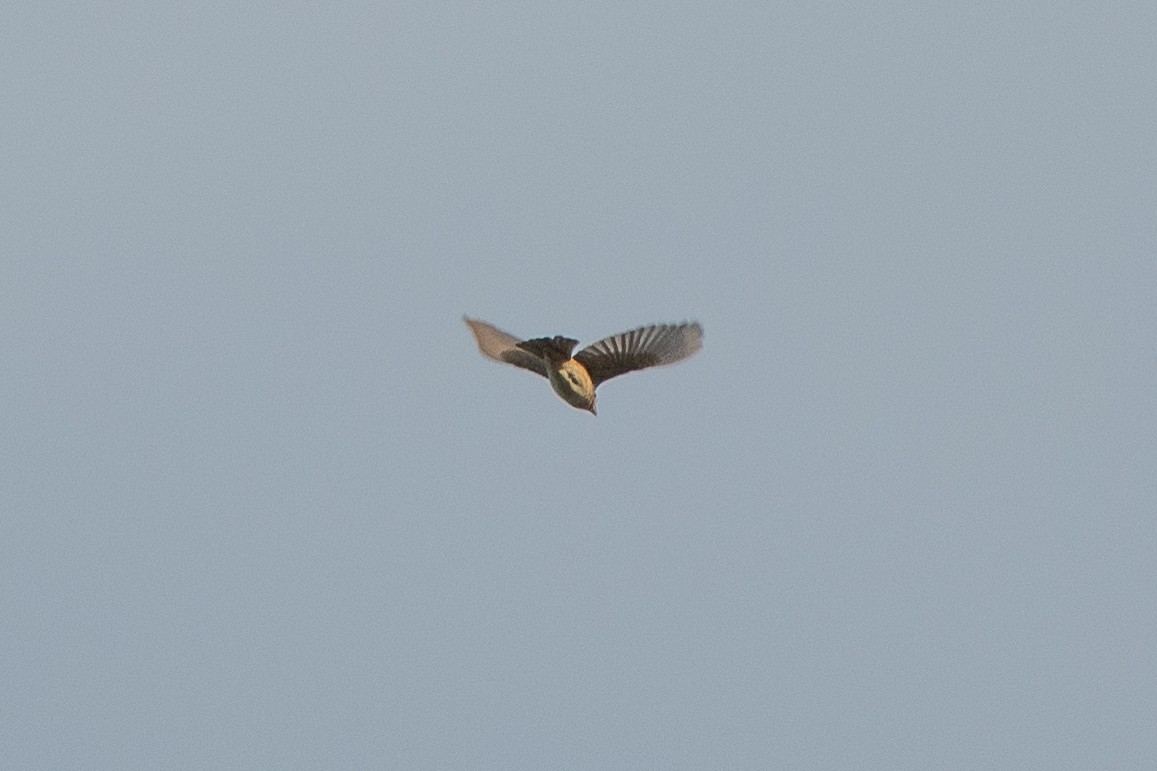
[3,2,1155,768]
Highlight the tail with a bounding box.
[515,335,579,361]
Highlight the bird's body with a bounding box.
[464,317,702,414]
[548,358,597,411]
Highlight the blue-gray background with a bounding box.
[3,3,1154,768]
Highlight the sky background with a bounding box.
[3,2,1155,768]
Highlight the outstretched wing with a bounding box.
[573,322,702,387]
[463,317,547,377]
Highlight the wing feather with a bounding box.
[463,317,547,377]
[573,322,702,387]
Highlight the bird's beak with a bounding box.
[587,403,597,415]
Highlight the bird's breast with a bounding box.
[548,359,596,410]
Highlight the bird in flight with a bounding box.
[464,317,702,414]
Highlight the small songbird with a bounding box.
[464,316,703,414]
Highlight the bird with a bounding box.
[464,316,703,414]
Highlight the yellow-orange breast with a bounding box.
[547,358,596,412]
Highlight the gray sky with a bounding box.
[3,2,1155,768]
